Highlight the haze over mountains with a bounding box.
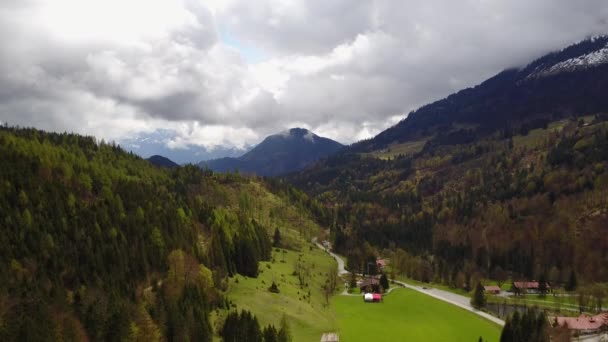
[120,130,248,165]
[200,128,344,176]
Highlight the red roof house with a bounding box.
[512,281,550,293]
[376,258,387,270]
[484,285,501,294]
[556,313,608,335]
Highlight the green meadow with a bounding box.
[333,288,501,342]
[226,246,339,341]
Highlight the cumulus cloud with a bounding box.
[1,0,608,151]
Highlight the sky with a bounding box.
[1,0,608,154]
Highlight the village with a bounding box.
[317,238,608,342]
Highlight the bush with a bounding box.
[268,281,280,293]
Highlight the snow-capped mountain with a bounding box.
[354,35,608,152]
[119,129,248,165]
[526,35,608,78]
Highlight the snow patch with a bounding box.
[303,130,315,143]
[528,43,608,78]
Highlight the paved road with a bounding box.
[312,238,505,326]
[312,238,348,275]
[391,279,505,326]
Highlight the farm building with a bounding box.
[320,332,339,342]
[511,281,550,294]
[555,313,608,336]
[360,277,381,293]
[376,258,387,270]
[484,285,501,294]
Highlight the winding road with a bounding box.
[313,238,505,326]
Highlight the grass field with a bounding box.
[226,246,339,341]
[333,288,501,342]
[364,139,428,160]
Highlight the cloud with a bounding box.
[1,0,608,152]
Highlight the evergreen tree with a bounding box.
[566,270,577,292]
[263,325,279,342]
[538,274,548,297]
[499,317,512,342]
[379,273,389,292]
[273,228,282,248]
[471,282,486,309]
[277,315,292,342]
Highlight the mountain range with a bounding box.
[119,129,248,165]
[290,35,608,285]
[200,128,344,176]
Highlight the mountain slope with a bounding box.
[146,154,179,168]
[0,126,331,341]
[289,36,608,288]
[354,35,608,153]
[201,128,344,176]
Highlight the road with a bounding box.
[312,238,505,326]
[312,237,348,275]
[391,279,505,326]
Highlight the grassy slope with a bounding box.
[227,246,338,341]
[333,288,501,342]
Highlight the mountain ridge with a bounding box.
[201,128,344,176]
[351,35,608,153]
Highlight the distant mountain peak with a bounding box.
[146,155,179,168]
[200,128,343,176]
[276,128,315,141]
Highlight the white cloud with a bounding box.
[0,0,607,153]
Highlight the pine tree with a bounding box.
[273,228,282,248]
[263,325,279,342]
[499,317,512,342]
[566,270,577,292]
[379,273,389,292]
[471,281,486,309]
[278,315,292,342]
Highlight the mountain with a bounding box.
[0,125,329,341]
[201,128,344,176]
[119,129,248,164]
[354,35,608,153]
[289,36,608,286]
[146,154,179,168]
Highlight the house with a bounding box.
[484,285,501,295]
[555,313,608,336]
[376,258,387,270]
[512,281,550,294]
[359,277,380,293]
[320,332,339,342]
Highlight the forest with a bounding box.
[289,114,608,291]
[0,126,319,341]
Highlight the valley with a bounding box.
[2,20,608,342]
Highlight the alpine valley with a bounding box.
[2,23,608,342]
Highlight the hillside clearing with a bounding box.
[226,246,339,341]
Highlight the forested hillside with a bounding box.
[288,37,608,290]
[0,126,326,341]
[292,112,608,289]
